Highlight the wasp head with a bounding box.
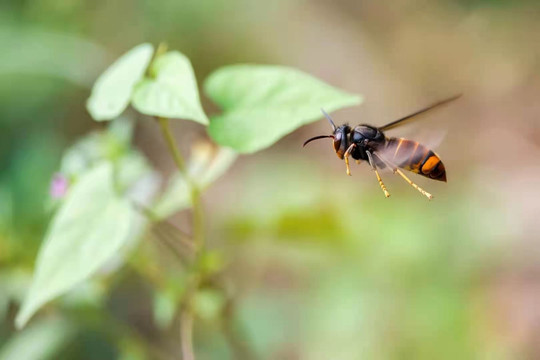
[302,109,351,159]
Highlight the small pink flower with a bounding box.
[50,173,69,199]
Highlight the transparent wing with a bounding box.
[379,95,461,131]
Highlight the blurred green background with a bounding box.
[2,0,540,359]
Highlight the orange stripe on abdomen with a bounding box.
[420,153,446,182]
[384,138,447,182]
[387,138,426,170]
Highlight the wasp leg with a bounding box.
[373,153,433,200]
[366,151,390,198]
[343,143,356,176]
[395,169,433,200]
[356,160,361,165]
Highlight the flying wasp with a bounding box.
[303,95,461,199]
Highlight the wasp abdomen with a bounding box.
[384,138,446,182]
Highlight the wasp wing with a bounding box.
[379,95,461,131]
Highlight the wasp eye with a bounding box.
[333,133,342,153]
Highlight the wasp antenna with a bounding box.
[302,135,334,147]
[321,108,337,131]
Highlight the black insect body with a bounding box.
[303,96,460,199]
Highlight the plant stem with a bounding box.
[158,117,188,175]
[157,116,206,360]
[180,308,195,360]
[157,117,205,250]
[190,187,204,251]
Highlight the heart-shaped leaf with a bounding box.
[205,65,362,153]
[87,43,154,121]
[16,163,133,328]
[132,51,208,125]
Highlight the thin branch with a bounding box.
[180,307,195,360]
[158,117,188,175]
[156,117,209,360]
[153,42,207,359]
[157,117,205,250]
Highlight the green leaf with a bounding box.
[0,318,74,360]
[132,51,208,125]
[205,65,362,153]
[16,163,133,328]
[87,43,154,121]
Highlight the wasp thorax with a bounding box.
[352,125,384,143]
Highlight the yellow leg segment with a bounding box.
[344,155,351,176]
[343,144,356,176]
[365,150,390,198]
[374,168,390,198]
[395,169,433,200]
[372,152,434,200]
